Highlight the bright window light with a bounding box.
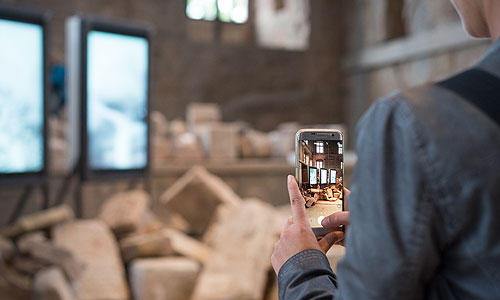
[187,0,248,23]
[317,161,323,169]
[316,141,324,154]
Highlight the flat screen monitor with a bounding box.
[67,16,151,179]
[86,31,148,171]
[309,167,317,185]
[0,6,47,182]
[330,169,336,184]
[320,168,328,185]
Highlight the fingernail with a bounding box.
[321,217,329,227]
[287,175,293,183]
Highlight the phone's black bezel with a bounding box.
[78,15,152,181]
[298,131,343,142]
[296,130,345,236]
[0,4,50,186]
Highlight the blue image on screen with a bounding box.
[0,19,44,174]
[87,31,149,170]
[309,167,317,185]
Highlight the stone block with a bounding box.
[172,132,204,161]
[192,199,276,300]
[120,230,174,262]
[268,122,301,158]
[98,190,150,235]
[33,267,77,300]
[129,257,200,300]
[52,220,129,300]
[128,211,166,236]
[165,228,213,264]
[202,205,232,247]
[120,228,213,263]
[164,213,190,233]
[17,232,84,281]
[11,255,49,275]
[159,166,241,236]
[239,129,273,158]
[1,205,73,238]
[198,123,239,161]
[169,120,187,139]
[186,103,221,132]
[16,231,47,248]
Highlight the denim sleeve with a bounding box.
[335,97,440,300]
[278,249,338,300]
[277,97,441,300]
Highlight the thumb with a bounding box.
[321,211,350,229]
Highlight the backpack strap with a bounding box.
[436,68,500,127]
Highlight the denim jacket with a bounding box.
[278,40,500,300]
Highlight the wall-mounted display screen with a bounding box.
[0,18,44,174]
[86,30,149,171]
[320,168,328,185]
[309,167,317,185]
[330,169,336,184]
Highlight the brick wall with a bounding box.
[3,0,346,131]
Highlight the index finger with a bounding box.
[287,175,307,224]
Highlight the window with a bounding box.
[303,154,309,165]
[315,142,324,154]
[316,160,323,169]
[186,0,249,24]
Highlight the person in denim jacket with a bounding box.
[271,1,500,299]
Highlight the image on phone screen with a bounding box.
[297,137,343,228]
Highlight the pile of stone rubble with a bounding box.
[49,102,345,170]
[0,167,345,300]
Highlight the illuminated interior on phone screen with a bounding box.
[298,139,343,227]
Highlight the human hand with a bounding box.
[320,188,350,246]
[271,175,344,275]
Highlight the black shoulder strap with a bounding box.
[436,68,500,127]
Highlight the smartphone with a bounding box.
[295,129,344,236]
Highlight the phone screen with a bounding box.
[297,136,343,228]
